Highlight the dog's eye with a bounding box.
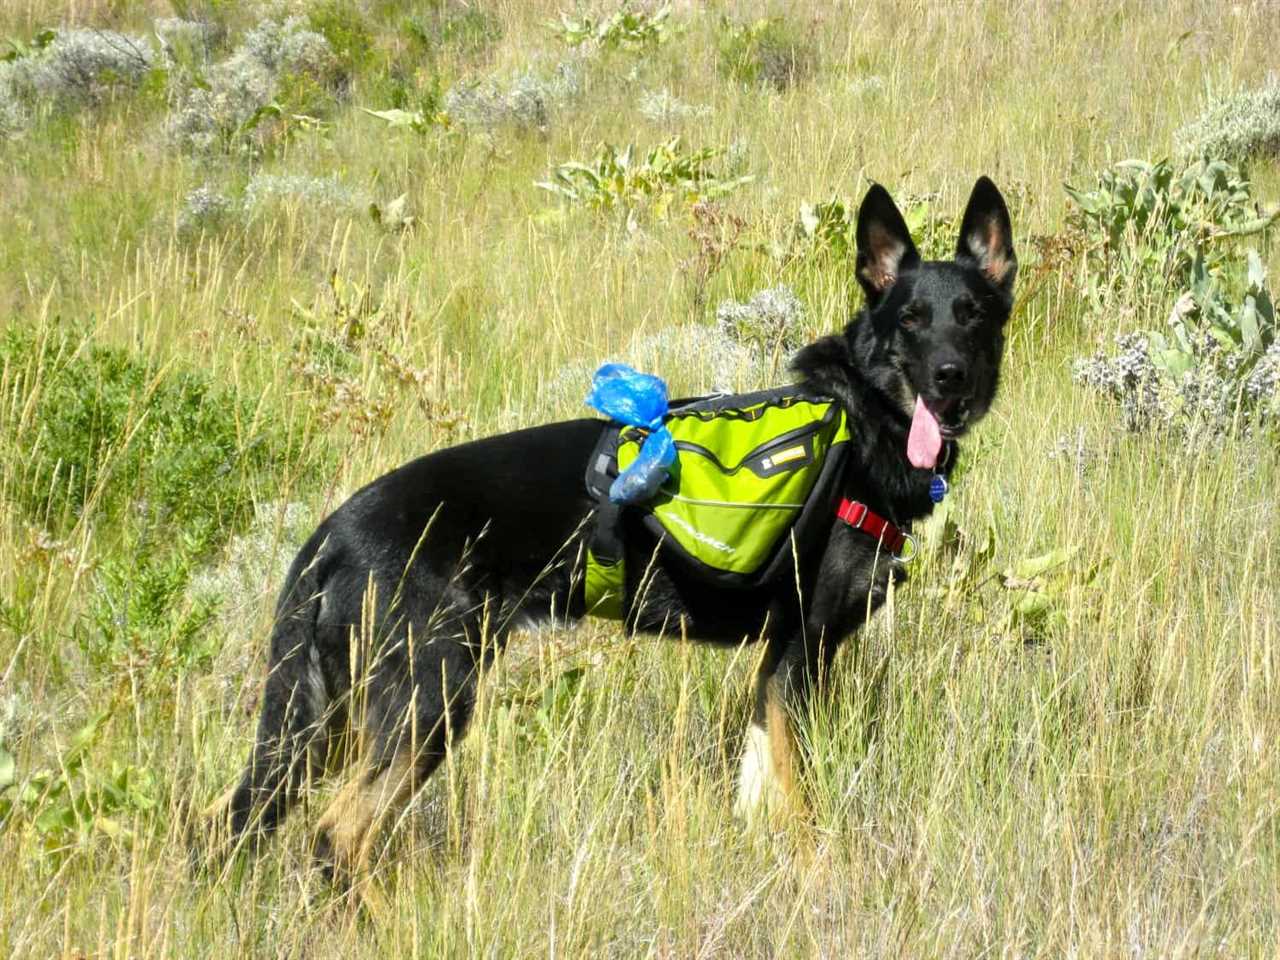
[899,306,920,328]
[953,300,979,326]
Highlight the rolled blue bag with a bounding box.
[585,363,676,504]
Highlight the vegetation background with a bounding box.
[1,0,1278,955]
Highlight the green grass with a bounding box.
[1,1,1279,956]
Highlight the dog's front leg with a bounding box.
[734,627,835,825]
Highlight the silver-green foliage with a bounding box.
[153,16,222,60]
[543,323,771,416]
[242,172,361,215]
[0,61,24,138]
[166,15,334,155]
[18,28,155,104]
[443,59,583,132]
[175,184,233,237]
[0,27,155,134]
[715,285,807,354]
[637,88,711,125]
[1175,81,1280,164]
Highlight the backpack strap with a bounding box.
[582,422,627,618]
[836,498,916,562]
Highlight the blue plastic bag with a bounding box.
[586,363,676,504]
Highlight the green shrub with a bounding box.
[536,138,753,218]
[0,327,293,548]
[86,548,220,670]
[0,327,314,673]
[307,0,376,76]
[550,4,673,51]
[402,2,503,61]
[717,16,815,91]
[0,711,158,857]
[1064,158,1270,302]
[786,191,953,261]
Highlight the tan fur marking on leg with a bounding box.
[316,748,417,887]
[198,781,242,861]
[735,685,805,825]
[201,782,239,823]
[764,689,799,809]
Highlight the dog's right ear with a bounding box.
[856,183,920,305]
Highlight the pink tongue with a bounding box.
[907,395,943,469]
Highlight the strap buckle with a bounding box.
[838,499,868,530]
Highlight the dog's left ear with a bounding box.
[956,176,1017,295]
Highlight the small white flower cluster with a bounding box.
[1073,333,1165,432]
[167,15,333,155]
[715,285,807,353]
[176,185,234,237]
[637,88,711,125]
[1075,332,1280,437]
[444,59,583,132]
[1243,342,1280,411]
[242,172,362,215]
[1175,80,1280,163]
[847,75,886,97]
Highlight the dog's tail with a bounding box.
[203,532,334,861]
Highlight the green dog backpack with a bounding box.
[583,386,851,618]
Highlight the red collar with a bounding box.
[836,498,916,562]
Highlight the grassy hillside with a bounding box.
[1,1,1278,955]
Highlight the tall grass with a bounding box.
[1,1,1278,956]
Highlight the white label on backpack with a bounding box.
[661,512,735,555]
[762,445,807,470]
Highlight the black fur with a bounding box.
[211,178,1016,878]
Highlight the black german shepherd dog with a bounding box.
[205,178,1016,888]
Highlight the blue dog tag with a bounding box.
[929,474,948,503]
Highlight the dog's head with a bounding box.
[851,177,1016,456]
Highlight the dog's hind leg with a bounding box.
[313,616,483,898]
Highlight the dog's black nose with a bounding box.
[933,362,968,395]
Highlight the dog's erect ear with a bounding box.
[956,176,1017,294]
[856,183,920,303]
